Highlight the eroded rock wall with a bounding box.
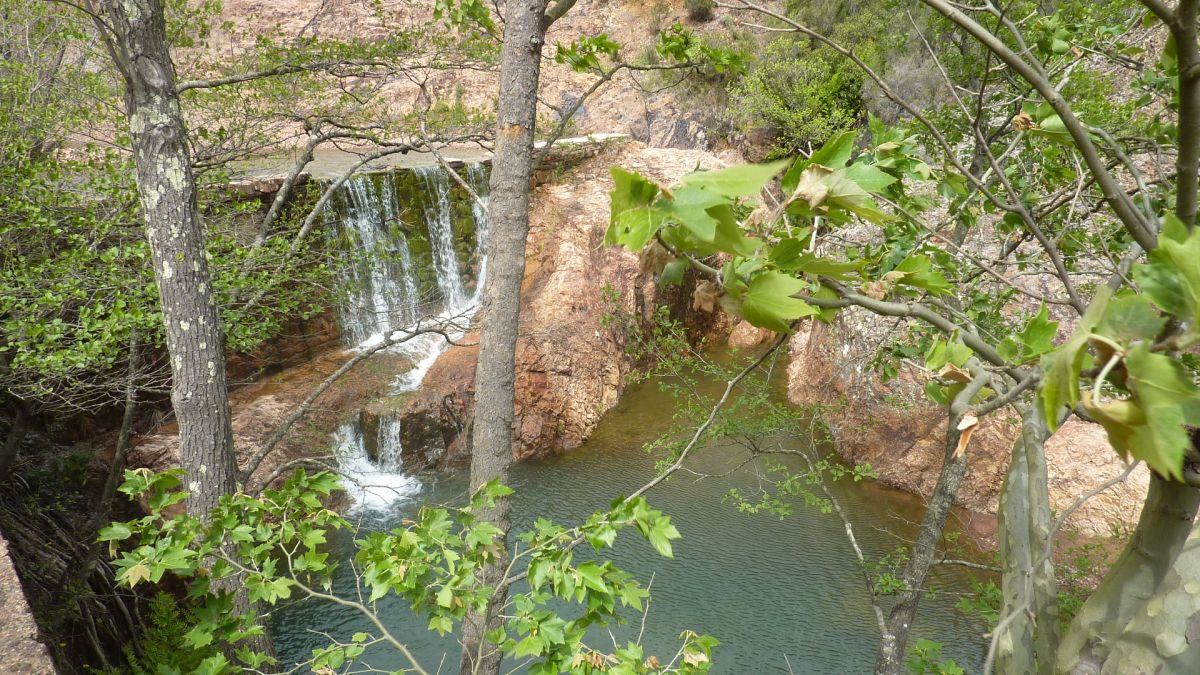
[785,312,1149,538]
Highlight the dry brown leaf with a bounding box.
[794,165,833,209]
[638,241,672,274]
[938,363,972,384]
[954,413,979,458]
[1013,111,1034,131]
[861,280,891,301]
[692,280,720,313]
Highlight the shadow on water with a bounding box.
[272,363,991,673]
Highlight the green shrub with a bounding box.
[729,39,863,155]
[685,0,715,22]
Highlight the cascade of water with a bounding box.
[330,422,421,510]
[388,164,491,394]
[415,166,467,309]
[325,161,491,509]
[376,416,404,472]
[329,175,422,346]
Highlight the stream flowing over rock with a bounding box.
[382,142,730,467]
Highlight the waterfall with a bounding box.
[416,166,467,309]
[325,161,490,509]
[329,420,420,510]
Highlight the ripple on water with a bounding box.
[276,381,989,673]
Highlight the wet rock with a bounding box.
[131,350,412,489]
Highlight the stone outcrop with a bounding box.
[389,142,730,465]
[786,313,1149,538]
[131,349,411,488]
[0,533,53,675]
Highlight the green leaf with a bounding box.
[782,130,858,193]
[436,585,454,608]
[1121,345,1200,479]
[807,130,856,168]
[660,259,687,286]
[1150,216,1200,335]
[823,170,889,223]
[606,168,663,248]
[791,253,862,281]
[1097,293,1167,344]
[98,522,132,542]
[1018,305,1058,360]
[512,635,545,658]
[842,162,897,193]
[739,272,818,332]
[678,159,789,199]
[1040,287,1113,432]
[706,204,761,256]
[893,254,952,295]
[661,183,727,240]
[575,562,609,593]
[428,615,453,635]
[184,625,215,649]
[646,518,680,558]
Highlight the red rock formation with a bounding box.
[786,315,1148,538]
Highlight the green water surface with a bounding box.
[272,377,990,673]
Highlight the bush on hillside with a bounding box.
[685,0,715,22]
[729,40,863,155]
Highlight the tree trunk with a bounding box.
[96,0,271,663]
[458,2,548,674]
[874,362,991,674]
[1057,476,1200,673]
[1098,523,1200,673]
[98,0,237,519]
[995,406,1059,674]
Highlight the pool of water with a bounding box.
[272,376,989,673]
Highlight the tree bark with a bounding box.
[995,407,1059,675]
[1098,522,1200,673]
[874,361,991,675]
[1057,475,1200,673]
[458,2,549,674]
[97,0,238,520]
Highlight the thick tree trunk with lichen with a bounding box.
[99,0,237,519]
[458,2,548,674]
[97,0,272,662]
[1098,523,1200,673]
[995,406,1059,675]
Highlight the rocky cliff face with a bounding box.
[785,313,1149,538]
[191,1,724,151]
